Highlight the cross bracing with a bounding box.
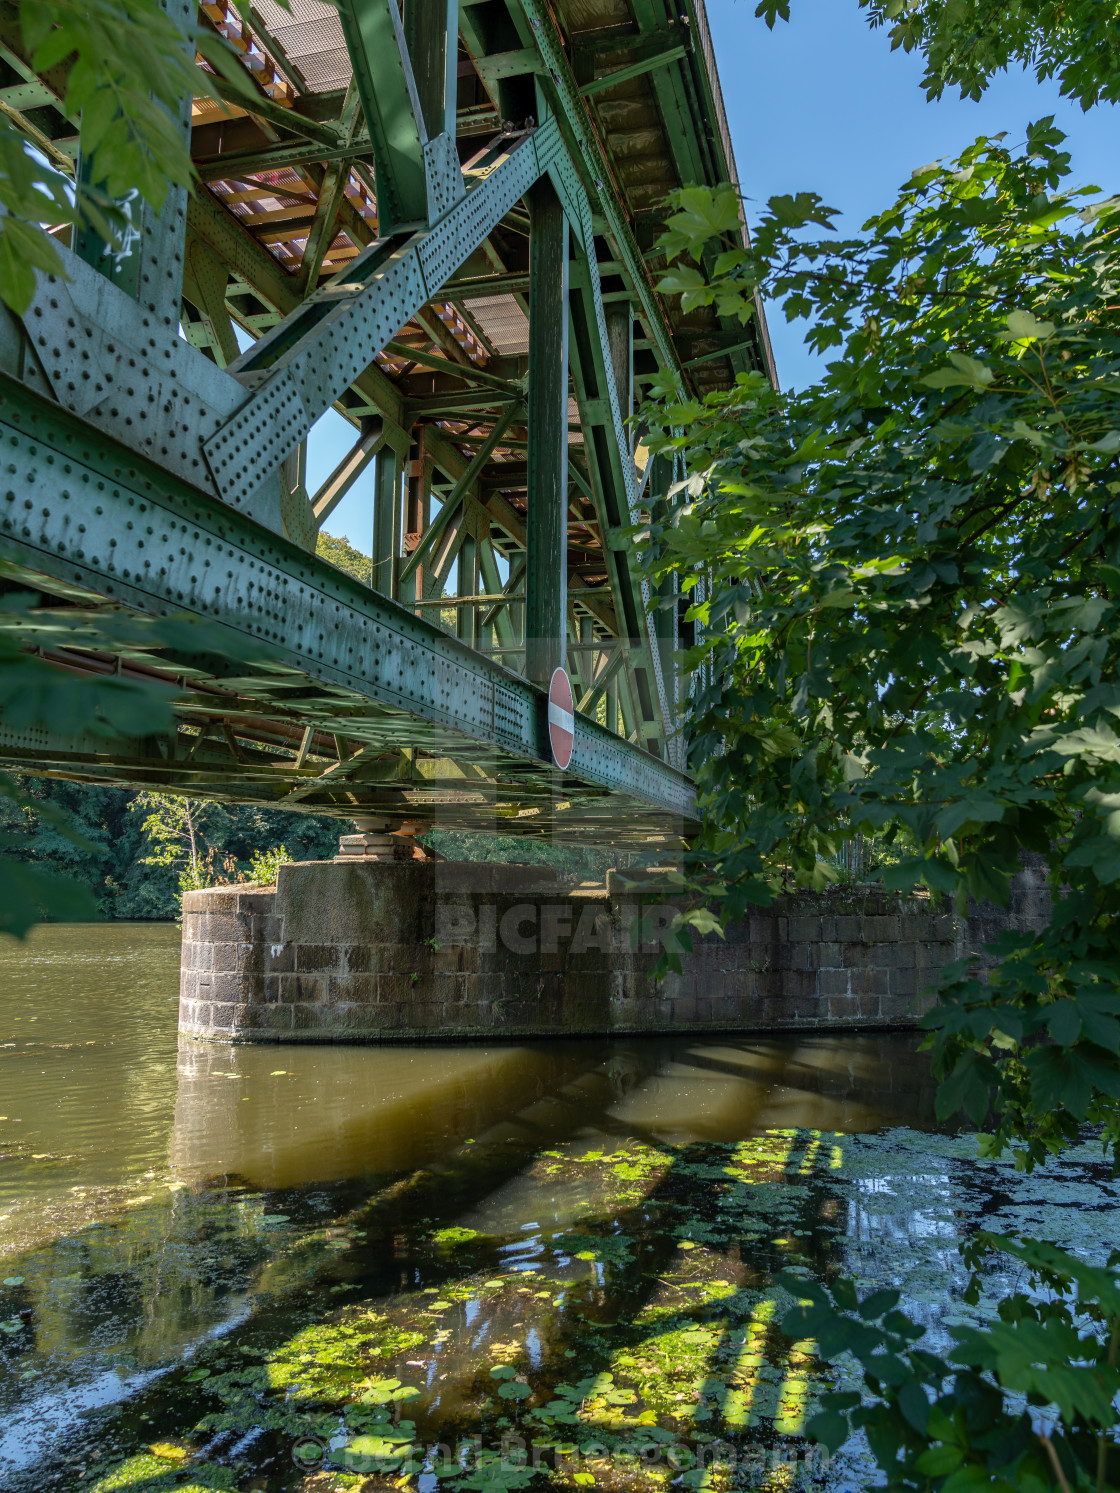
[0,0,775,844]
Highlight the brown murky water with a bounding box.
[1,924,1107,1493]
[0,923,933,1217]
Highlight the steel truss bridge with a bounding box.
[0,0,773,844]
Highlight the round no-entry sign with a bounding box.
[548,666,575,770]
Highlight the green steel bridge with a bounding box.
[0,0,773,846]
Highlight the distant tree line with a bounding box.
[0,772,625,922]
[0,775,342,920]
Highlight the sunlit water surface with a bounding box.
[0,924,1114,1492]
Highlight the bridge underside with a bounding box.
[0,369,693,842]
[0,0,774,844]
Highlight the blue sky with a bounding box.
[314,2,1119,548]
[707,0,1119,389]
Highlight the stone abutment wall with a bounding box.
[178,860,1050,1044]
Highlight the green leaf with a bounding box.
[1046,1000,1082,1047]
[805,1409,849,1451]
[766,191,836,229]
[1005,309,1056,341]
[858,1288,901,1320]
[915,1444,964,1476]
[897,1377,930,1433]
[657,265,709,296]
[498,1380,532,1400]
[920,353,994,392]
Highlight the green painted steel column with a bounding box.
[337,0,428,232]
[605,303,633,430]
[525,178,569,685]
[405,447,430,605]
[456,533,478,648]
[403,0,459,140]
[372,447,402,596]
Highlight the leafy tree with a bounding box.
[642,5,1120,1484]
[0,0,259,311]
[649,122,1120,1156]
[130,791,221,893]
[1,774,341,919]
[316,530,374,587]
[246,844,292,885]
[755,0,1120,109]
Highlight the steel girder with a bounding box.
[0,374,695,837]
[207,122,558,513]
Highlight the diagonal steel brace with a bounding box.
[202,120,559,513]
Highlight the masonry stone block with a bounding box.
[782,969,818,1001]
[279,973,325,1004]
[326,973,375,1004]
[266,942,294,973]
[789,915,822,943]
[828,995,859,1021]
[810,942,842,970]
[295,943,341,973]
[862,915,900,942]
[852,968,890,997]
[242,1003,293,1032]
[888,966,920,998]
[195,913,245,945]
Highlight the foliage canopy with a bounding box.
[648,122,1120,1162]
[755,0,1120,109]
[0,0,262,312]
[644,5,1120,1483]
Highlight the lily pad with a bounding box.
[498,1380,531,1400]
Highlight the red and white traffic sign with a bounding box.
[548,666,575,770]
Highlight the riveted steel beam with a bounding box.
[405,0,459,141]
[579,43,689,97]
[184,189,412,459]
[371,445,403,597]
[312,421,383,529]
[487,0,681,382]
[195,138,374,182]
[205,120,559,513]
[209,74,343,149]
[337,0,430,232]
[0,374,694,835]
[399,403,521,590]
[524,176,568,686]
[529,142,675,762]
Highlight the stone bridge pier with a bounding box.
[176,860,1050,1044]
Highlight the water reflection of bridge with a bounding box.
[169,1034,936,1189]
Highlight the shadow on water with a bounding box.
[0,923,962,1490]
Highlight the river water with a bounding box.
[0,924,1115,1492]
